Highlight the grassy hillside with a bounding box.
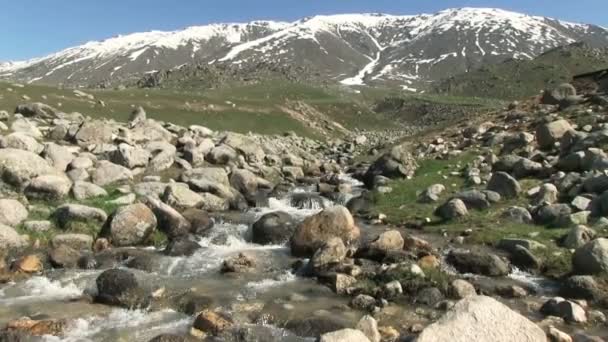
[0,80,504,139]
[432,42,608,100]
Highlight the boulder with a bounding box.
[418,184,446,203]
[146,141,176,172]
[162,184,204,210]
[356,315,380,342]
[310,237,347,272]
[540,297,587,323]
[221,132,265,164]
[534,204,572,227]
[563,225,596,249]
[42,143,74,171]
[74,120,114,146]
[451,279,477,299]
[0,132,43,153]
[14,102,59,119]
[50,233,93,251]
[95,269,150,309]
[560,275,603,300]
[252,211,296,245]
[91,161,133,186]
[291,206,360,257]
[111,143,151,169]
[487,172,521,198]
[49,245,81,268]
[101,203,157,246]
[0,199,28,227]
[435,198,468,220]
[501,206,533,224]
[72,181,108,200]
[128,106,146,127]
[536,119,573,150]
[182,208,214,236]
[416,296,546,342]
[5,318,66,337]
[221,252,256,273]
[206,144,237,165]
[53,204,108,229]
[363,144,418,187]
[0,148,53,186]
[319,329,371,342]
[572,238,608,275]
[25,175,72,199]
[163,237,201,257]
[192,310,233,335]
[446,250,510,276]
[144,196,191,239]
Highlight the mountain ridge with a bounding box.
[1,7,607,89]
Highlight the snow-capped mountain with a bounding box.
[2,8,607,90]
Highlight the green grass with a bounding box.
[371,152,575,276]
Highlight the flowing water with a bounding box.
[0,174,366,341]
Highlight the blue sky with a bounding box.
[1,0,606,61]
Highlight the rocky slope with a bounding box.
[1,8,607,89]
[433,42,608,100]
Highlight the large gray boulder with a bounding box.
[0,199,28,227]
[111,143,151,169]
[572,238,608,275]
[435,198,468,220]
[146,141,176,172]
[101,203,157,246]
[91,161,133,186]
[363,143,418,187]
[446,249,510,276]
[487,172,521,198]
[74,120,114,146]
[0,132,43,153]
[252,211,296,245]
[221,132,265,164]
[416,296,546,342]
[144,196,191,239]
[14,102,59,119]
[0,149,53,186]
[42,143,74,171]
[72,181,108,200]
[25,174,72,200]
[162,183,204,210]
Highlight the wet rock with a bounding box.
[12,255,43,273]
[501,206,533,224]
[435,198,468,220]
[49,245,81,268]
[5,318,66,337]
[311,237,346,273]
[319,329,371,342]
[182,208,214,236]
[252,211,296,245]
[560,275,603,301]
[164,237,201,257]
[145,196,191,239]
[148,334,188,342]
[487,172,521,198]
[446,249,510,276]
[417,296,545,342]
[346,194,373,216]
[285,316,347,338]
[91,160,133,186]
[0,199,28,227]
[53,204,107,229]
[451,279,476,299]
[95,268,150,309]
[540,297,587,323]
[291,205,360,257]
[572,238,608,275]
[221,253,256,273]
[416,287,445,306]
[509,245,542,271]
[101,203,157,247]
[536,119,573,149]
[357,315,380,342]
[173,293,214,315]
[192,310,233,336]
[286,192,329,210]
[351,294,377,311]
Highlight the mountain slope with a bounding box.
[431,42,608,100]
[1,8,607,89]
